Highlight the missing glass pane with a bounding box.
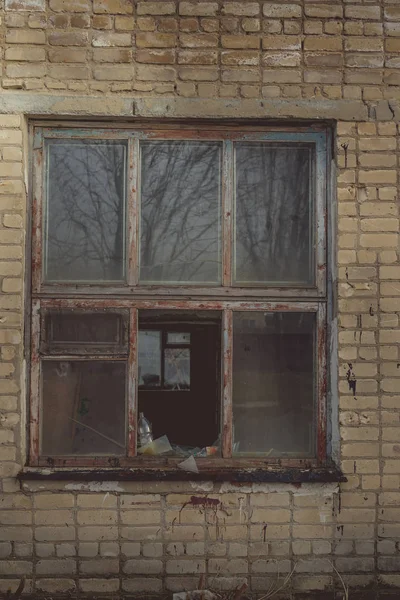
[44,139,127,282]
[41,361,126,455]
[138,313,220,456]
[233,312,316,457]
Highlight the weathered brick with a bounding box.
[263,3,301,19]
[49,0,90,11]
[93,0,133,14]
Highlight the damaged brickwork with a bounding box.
[0,0,400,597]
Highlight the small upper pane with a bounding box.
[234,143,314,286]
[44,139,127,282]
[139,141,221,284]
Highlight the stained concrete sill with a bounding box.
[18,465,346,484]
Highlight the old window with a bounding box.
[29,123,331,476]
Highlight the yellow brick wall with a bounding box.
[1,0,400,596]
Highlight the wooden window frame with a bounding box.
[27,121,335,479]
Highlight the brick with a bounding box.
[80,559,119,575]
[179,3,217,17]
[181,33,218,47]
[221,34,259,49]
[36,559,76,575]
[48,48,87,62]
[263,4,301,19]
[137,64,176,80]
[136,32,176,47]
[124,559,163,574]
[93,0,133,14]
[6,0,44,9]
[166,559,205,574]
[138,2,176,15]
[304,37,342,52]
[178,50,217,64]
[345,6,381,20]
[35,527,75,542]
[48,31,88,46]
[49,0,90,11]
[6,29,45,45]
[222,2,259,17]
[80,579,119,593]
[5,47,45,61]
[122,578,162,593]
[93,65,132,80]
[121,510,161,525]
[35,511,74,526]
[36,580,76,594]
[92,32,131,46]
[0,561,32,576]
[305,4,343,19]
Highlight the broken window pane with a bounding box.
[233,312,315,456]
[234,143,314,285]
[140,141,222,284]
[41,361,126,455]
[44,140,127,282]
[164,348,190,390]
[138,314,220,454]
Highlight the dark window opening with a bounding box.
[138,312,221,456]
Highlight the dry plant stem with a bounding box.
[330,560,349,600]
[258,562,297,600]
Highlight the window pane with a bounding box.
[167,332,190,345]
[164,348,190,390]
[41,361,126,455]
[138,330,161,388]
[140,141,221,284]
[234,143,313,285]
[233,312,315,456]
[44,140,127,282]
[44,311,126,348]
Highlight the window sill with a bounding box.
[19,464,346,484]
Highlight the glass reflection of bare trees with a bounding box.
[235,144,312,285]
[140,141,221,284]
[45,139,312,286]
[45,141,126,281]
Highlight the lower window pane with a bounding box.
[138,313,220,456]
[41,361,126,456]
[233,312,316,457]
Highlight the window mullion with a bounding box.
[32,134,43,294]
[222,140,233,287]
[127,307,138,457]
[127,136,139,286]
[222,308,233,458]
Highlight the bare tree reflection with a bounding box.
[46,139,312,286]
[235,144,312,284]
[46,140,126,281]
[140,141,221,284]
